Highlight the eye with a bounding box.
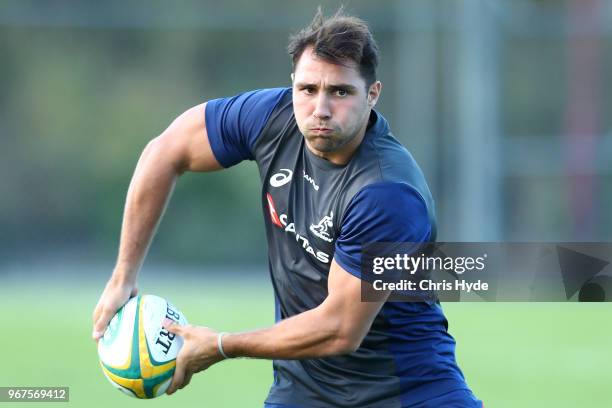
[302,87,315,95]
[335,89,348,97]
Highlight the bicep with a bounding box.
[321,259,390,347]
[154,103,224,173]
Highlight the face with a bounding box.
[292,47,381,162]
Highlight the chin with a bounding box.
[303,134,335,151]
[310,141,336,153]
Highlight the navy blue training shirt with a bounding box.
[204,87,477,407]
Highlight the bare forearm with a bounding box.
[222,305,358,359]
[161,263,388,391]
[114,138,180,280]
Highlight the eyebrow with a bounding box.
[294,82,359,92]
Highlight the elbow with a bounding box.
[142,136,165,163]
[143,135,185,175]
[317,302,366,355]
[333,331,363,355]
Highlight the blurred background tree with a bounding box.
[0,0,610,271]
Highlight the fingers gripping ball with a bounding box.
[97,294,188,398]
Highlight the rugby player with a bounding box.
[92,9,483,407]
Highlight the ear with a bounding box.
[367,81,382,107]
[290,73,295,83]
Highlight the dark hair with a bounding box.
[288,7,379,87]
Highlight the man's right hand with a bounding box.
[92,274,138,341]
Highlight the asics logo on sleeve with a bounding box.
[269,169,293,187]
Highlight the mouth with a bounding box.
[310,128,333,134]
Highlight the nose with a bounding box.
[312,93,331,120]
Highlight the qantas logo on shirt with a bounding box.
[266,193,330,264]
[269,169,293,187]
[266,193,283,227]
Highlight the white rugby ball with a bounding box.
[97,294,188,398]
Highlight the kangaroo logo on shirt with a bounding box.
[310,211,334,243]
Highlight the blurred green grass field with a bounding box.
[1,273,611,408]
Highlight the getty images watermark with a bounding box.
[371,251,489,293]
[360,243,612,302]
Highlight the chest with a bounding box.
[262,142,348,265]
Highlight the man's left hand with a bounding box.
[163,319,225,395]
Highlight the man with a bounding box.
[92,9,483,408]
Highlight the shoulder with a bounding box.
[205,87,291,124]
[337,111,436,229]
[360,112,427,185]
[203,87,291,167]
